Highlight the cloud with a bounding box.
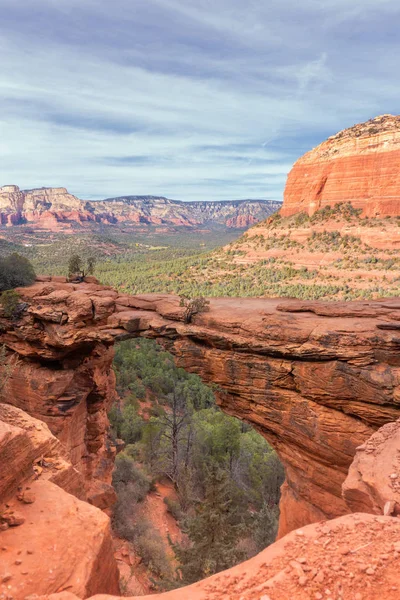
[0,0,399,200]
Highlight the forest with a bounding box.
[109,339,284,590]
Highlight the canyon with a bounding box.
[1,278,400,600]
[2,114,400,600]
[0,186,280,232]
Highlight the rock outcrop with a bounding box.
[343,418,400,516]
[282,114,400,217]
[2,280,400,536]
[2,279,400,599]
[31,513,400,600]
[0,186,280,231]
[0,404,120,600]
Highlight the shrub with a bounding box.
[112,453,151,501]
[0,253,35,291]
[0,344,11,393]
[134,523,172,578]
[164,496,183,521]
[179,295,210,323]
[0,290,21,318]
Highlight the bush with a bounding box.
[134,522,172,578]
[164,496,183,521]
[0,290,21,318]
[112,453,151,501]
[0,253,36,291]
[179,295,210,323]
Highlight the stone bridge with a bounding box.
[2,277,400,536]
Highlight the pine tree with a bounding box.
[174,465,245,584]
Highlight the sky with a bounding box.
[1,0,400,201]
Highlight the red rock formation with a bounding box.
[34,513,400,600]
[343,418,400,516]
[2,280,400,599]
[0,279,119,508]
[0,404,120,600]
[282,114,400,217]
[0,186,280,232]
[3,280,400,536]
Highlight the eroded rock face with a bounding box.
[343,418,400,516]
[282,114,400,217]
[3,280,400,537]
[0,280,119,507]
[0,404,120,600]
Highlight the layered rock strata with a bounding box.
[0,404,120,600]
[2,279,400,536]
[0,185,280,230]
[282,114,400,217]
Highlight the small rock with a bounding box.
[355,594,363,600]
[17,491,36,505]
[299,576,307,586]
[0,523,9,531]
[384,501,396,516]
[1,574,12,583]
[314,570,325,583]
[315,594,323,600]
[0,511,25,527]
[366,567,375,575]
[390,473,398,479]
[298,557,307,564]
[15,560,22,565]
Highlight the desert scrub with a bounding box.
[0,290,21,318]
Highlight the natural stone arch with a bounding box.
[3,280,400,536]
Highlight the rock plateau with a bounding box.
[0,186,280,232]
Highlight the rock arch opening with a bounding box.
[109,338,285,591]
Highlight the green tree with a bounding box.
[174,466,245,583]
[0,253,35,291]
[68,254,97,279]
[68,254,83,278]
[120,404,144,444]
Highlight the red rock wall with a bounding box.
[281,115,400,217]
[3,281,400,538]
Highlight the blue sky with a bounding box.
[1,0,399,201]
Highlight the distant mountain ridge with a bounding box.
[0,185,281,231]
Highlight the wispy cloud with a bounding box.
[0,0,399,200]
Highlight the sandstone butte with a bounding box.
[1,278,400,600]
[213,115,400,301]
[0,185,280,231]
[282,114,400,218]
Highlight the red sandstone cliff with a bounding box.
[2,280,400,534]
[282,114,400,217]
[2,280,400,599]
